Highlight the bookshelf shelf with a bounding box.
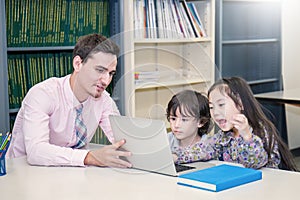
[135,77,208,90]
[134,37,212,44]
[122,0,215,121]
[222,38,279,45]
[247,78,279,85]
[8,108,19,114]
[7,46,74,52]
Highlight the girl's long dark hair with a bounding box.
[208,77,298,171]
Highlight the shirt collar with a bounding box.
[63,74,81,109]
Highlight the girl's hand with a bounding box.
[231,114,252,141]
[172,153,178,162]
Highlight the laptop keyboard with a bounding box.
[175,163,195,173]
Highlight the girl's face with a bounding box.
[209,88,242,131]
[169,108,201,147]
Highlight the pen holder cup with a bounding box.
[0,150,7,176]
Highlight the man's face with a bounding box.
[75,51,117,100]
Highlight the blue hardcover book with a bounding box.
[177,164,262,192]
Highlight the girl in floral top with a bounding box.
[166,90,214,164]
[208,77,298,171]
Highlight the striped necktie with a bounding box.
[72,104,87,148]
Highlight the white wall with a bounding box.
[282,0,300,149]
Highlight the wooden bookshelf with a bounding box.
[121,0,215,125]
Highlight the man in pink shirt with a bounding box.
[7,33,132,168]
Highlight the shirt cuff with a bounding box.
[72,149,89,167]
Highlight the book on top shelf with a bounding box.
[177,164,262,192]
[178,1,196,38]
[187,1,207,37]
[133,0,207,39]
[181,0,206,38]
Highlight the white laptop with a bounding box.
[109,115,215,177]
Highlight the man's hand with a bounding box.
[84,139,132,168]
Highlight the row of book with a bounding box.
[7,53,73,109]
[134,0,207,39]
[6,0,110,47]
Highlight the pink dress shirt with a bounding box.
[7,75,120,166]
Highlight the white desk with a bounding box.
[255,88,300,145]
[255,88,300,106]
[1,157,300,200]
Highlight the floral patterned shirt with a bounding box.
[212,125,281,169]
[167,132,215,164]
[212,130,268,169]
[168,127,281,169]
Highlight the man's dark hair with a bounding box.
[73,33,120,63]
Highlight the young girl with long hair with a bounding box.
[208,77,298,170]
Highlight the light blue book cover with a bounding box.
[177,164,262,192]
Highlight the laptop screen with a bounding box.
[109,115,178,176]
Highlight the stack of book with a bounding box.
[134,71,160,85]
